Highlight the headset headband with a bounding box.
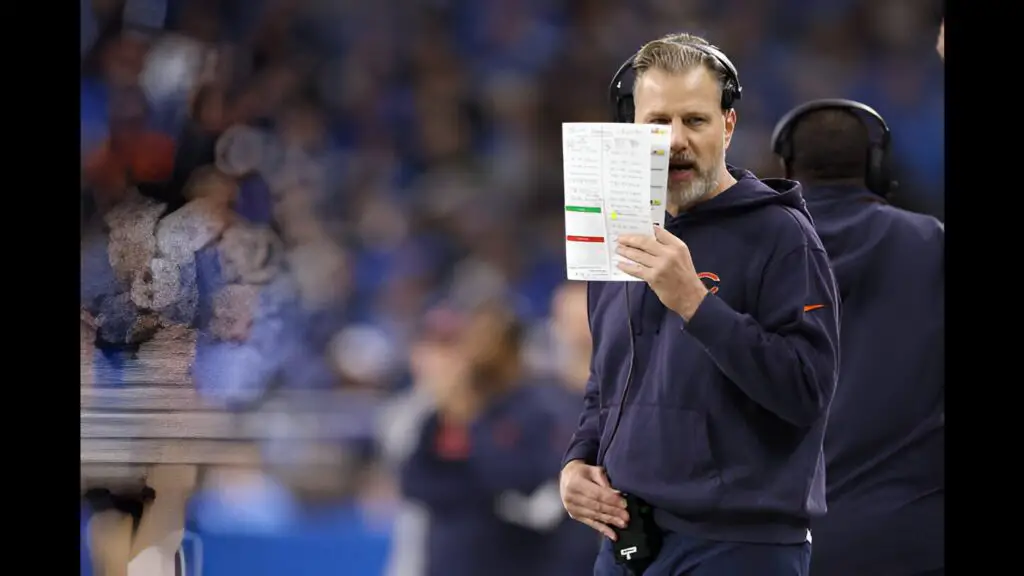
[770,98,890,155]
[770,98,895,198]
[608,38,743,122]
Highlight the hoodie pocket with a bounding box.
[604,406,722,509]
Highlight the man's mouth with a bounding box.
[669,160,696,181]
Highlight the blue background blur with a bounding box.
[80,0,943,573]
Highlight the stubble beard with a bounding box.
[668,163,721,212]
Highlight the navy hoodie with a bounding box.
[400,383,569,576]
[562,168,841,544]
[804,186,944,576]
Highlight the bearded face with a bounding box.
[633,66,736,212]
[666,148,722,210]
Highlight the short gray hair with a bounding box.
[632,33,732,109]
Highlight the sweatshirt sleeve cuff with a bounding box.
[682,292,736,347]
[562,441,598,469]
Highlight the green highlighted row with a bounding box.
[565,205,601,213]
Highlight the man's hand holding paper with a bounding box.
[562,123,671,282]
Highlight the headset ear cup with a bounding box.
[618,95,635,123]
[780,157,793,179]
[778,131,794,178]
[721,84,737,111]
[878,145,895,198]
[866,145,887,197]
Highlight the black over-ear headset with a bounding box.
[608,39,743,124]
[770,98,896,198]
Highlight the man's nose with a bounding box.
[669,120,689,152]
[670,138,689,157]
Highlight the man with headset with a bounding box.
[770,100,945,576]
[558,32,840,576]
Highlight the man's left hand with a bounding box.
[616,226,709,320]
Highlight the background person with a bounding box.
[771,101,944,576]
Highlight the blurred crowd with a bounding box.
[79,0,944,570]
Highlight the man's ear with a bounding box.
[723,108,737,150]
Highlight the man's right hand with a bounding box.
[559,459,630,540]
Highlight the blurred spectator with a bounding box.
[537,281,602,576]
[386,302,570,576]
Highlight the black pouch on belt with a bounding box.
[613,493,662,575]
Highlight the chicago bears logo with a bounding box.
[697,272,720,294]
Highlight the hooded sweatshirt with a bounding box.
[563,167,841,544]
[804,185,944,576]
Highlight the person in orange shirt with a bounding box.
[83,85,177,209]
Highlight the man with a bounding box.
[391,302,570,576]
[559,33,840,576]
[771,103,944,576]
